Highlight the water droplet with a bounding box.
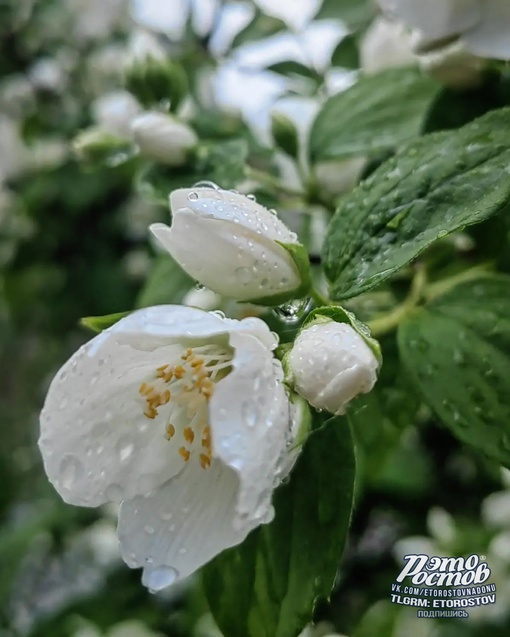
[145,565,179,593]
[195,281,205,290]
[273,298,311,324]
[161,510,172,521]
[187,192,199,200]
[269,208,278,216]
[235,267,252,284]
[90,373,99,386]
[242,400,260,427]
[178,547,187,555]
[59,455,83,491]
[144,524,155,535]
[118,438,134,462]
[246,193,257,201]
[211,310,226,319]
[192,180,220,190]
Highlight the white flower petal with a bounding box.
[151,215,300,301]
[118,459,251,588]
[378,0,480,41]
[39,306,276,507]
[463,0,510,59]
[210,331,290,529]
[130,0,190,38]
[252,0,321,31]
[39,335,189,507]
[170,187,298,244]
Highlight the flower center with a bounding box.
[138,344,232,469]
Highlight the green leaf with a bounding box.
[331,33,360,70]
[203,415,356,637]
[316,0,374,30]
[80,311,130,333]
[136,254,193,308]
[398,275,510,467]
[309,67,438,162]
[323,107,510,300]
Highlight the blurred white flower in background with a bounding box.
[252,0,322,31]
[92,90,142,138]
[378,0,510,60]
[360,16,416,73]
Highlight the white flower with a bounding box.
[287,319,379,415]
[39,306,297,590]
[150,187,308,303]
[251,0,321,31]
[360,16,416,73]
[378,0,510,60]
[131,112,198,165]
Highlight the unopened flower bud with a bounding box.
[287,318,380,415]
[150,187,310,304]
[131,112,197,165]
[125,57,188,111]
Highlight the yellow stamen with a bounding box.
[183,427,195,443]
[179,446,191,462]
[166,423,175,439]
[174,365,185,379]
[200,453,211,469]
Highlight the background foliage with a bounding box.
[2,1,510,636]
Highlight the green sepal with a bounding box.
[245,241,311,306]
[288,392,312,453]
[271,111,299,159]
[80,311,131,333]
[124,58,188,112]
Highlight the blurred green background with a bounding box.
[1,1,510,636]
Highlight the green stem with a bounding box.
[245,166,304,197]
[368,265,427,337]
[424,262,494,301]
[310,287,331,307]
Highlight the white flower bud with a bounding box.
[288,320,379,415]
[150,187,309,303]
[131,112,197,165]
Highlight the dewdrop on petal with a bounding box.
[287,318,380,415]
[150,187,310,304]
[38,305,298,591]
